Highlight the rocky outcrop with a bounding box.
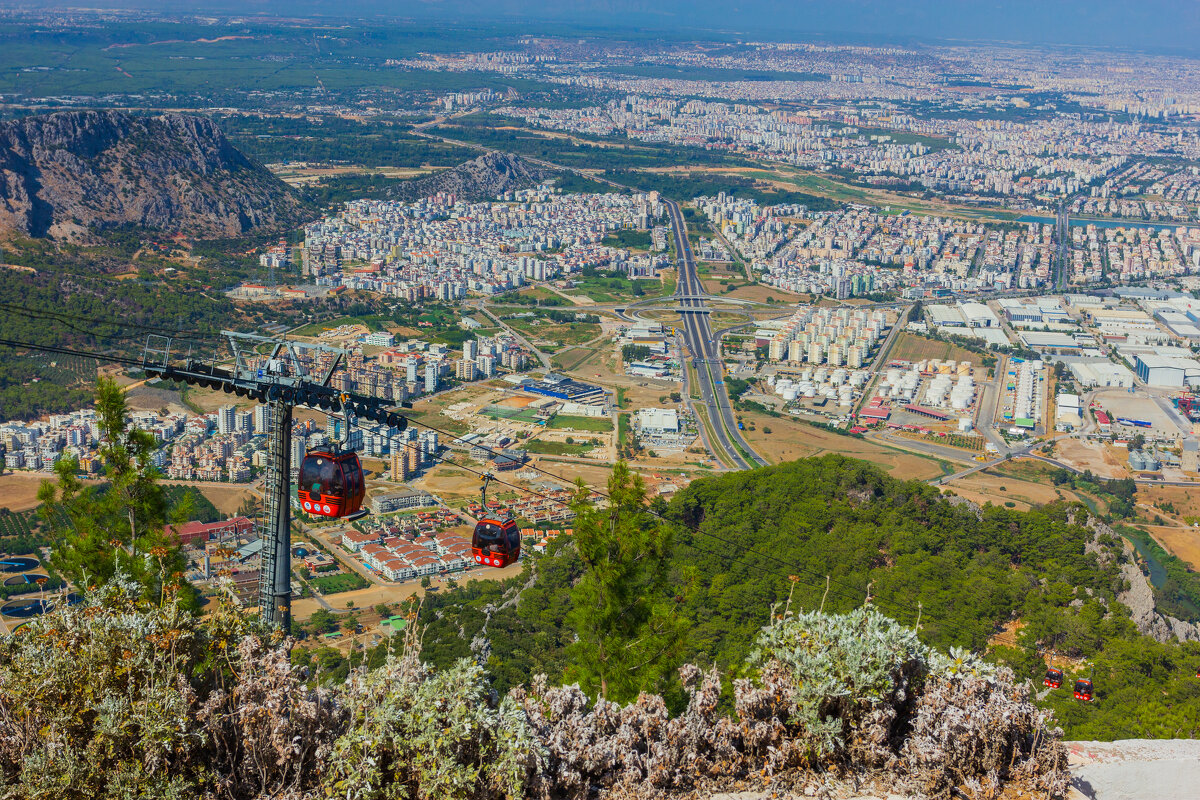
[1114,538,1200,643]
[1081,518,1199,643]
[1117,557,1200,642]
[386,151,554,203]
[0,110,309,238]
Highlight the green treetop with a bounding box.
[38,377,199,611]
[565,461,684,702]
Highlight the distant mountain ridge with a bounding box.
[387,150,555,203]
[0,110,309,238]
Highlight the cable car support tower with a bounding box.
[141,332,409,630]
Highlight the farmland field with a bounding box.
[0,508,41,539]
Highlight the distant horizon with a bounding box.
[6,0,1200,55]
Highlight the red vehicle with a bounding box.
[471,516,520,568]
[297,449,365,519]
[1073,678,1094,702]
[1043,668,1063,689]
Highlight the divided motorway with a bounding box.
[664,199,768,469]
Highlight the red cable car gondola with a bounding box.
[472,516,520,568]
[1043,668,1063,689]
[1073,678,1094,702]
[297,449,366,520]
[471,472,520,568]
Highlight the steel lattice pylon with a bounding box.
[142,331,408,628]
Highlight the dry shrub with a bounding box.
[0,582,1068,800]
[517,606,1068,799]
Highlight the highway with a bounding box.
[1054,200,1070,292]
[664,198,768,469]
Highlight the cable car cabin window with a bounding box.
[506,524,520,552]
[343,458,363,495]
[300,455,342,497]
[475,523,510,553]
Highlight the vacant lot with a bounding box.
[736,409,945,479]
[0,473,52,512]
[702,281,806,304]
[506,320,602,352]
[888,332,985,367]
[189,483,255,517]
[551,347,600,372]
[1141,485,1200,519]
[943,469,1074,512]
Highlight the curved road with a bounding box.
[664,199,767,469]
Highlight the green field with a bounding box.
[523,439,596,456]
[430,114,750,173]
[309,572,369,595]
[601,229,653,250]
[546,414,612,432]
[746,167,1022,221]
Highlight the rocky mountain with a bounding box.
[387,150,555,203]
[0,110,309,238]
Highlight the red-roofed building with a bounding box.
[167,516,254,547]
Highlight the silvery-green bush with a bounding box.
[0,583,1067,800]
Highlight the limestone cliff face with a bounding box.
[0,110,309,238]
[1086,518,1200,643]
[387,151,554,203]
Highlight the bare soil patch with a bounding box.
[0,473,52,512]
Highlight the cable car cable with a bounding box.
[0,301,223,346]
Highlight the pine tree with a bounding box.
[565,461,683,702]
[38,378,198,611]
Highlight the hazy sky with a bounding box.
[18,0,1200,52]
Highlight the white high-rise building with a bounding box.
[253,404,271,435]
[216,405,236,436]
[463,339,478,362]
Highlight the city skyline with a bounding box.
[10,0,1200,52]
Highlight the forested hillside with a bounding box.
[420,455,1200,739]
